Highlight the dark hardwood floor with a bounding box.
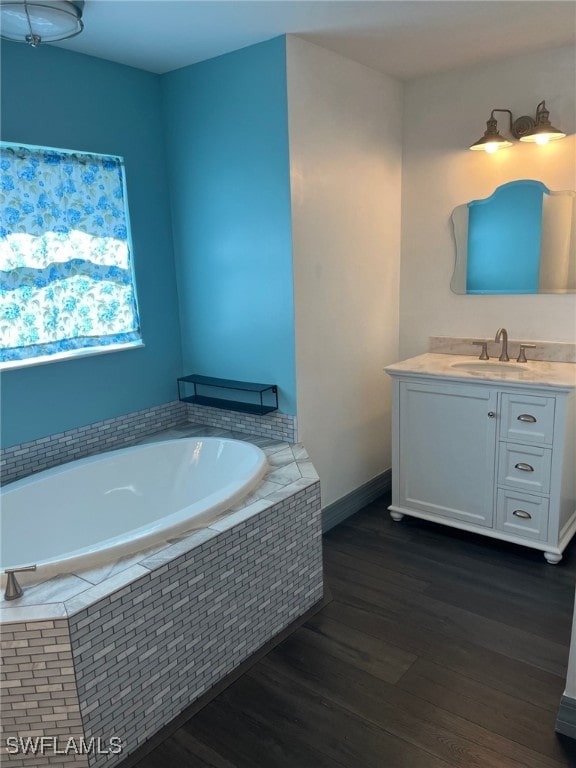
[134,496,576,768]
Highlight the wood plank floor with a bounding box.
[133,496,576,768]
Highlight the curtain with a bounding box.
[0,144,141,363]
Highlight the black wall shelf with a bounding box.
[177,374,278,416]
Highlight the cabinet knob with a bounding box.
[517,414,537,423]
[513,509,532,520]
[487,411,496,418]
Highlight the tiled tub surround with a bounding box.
[0,620,87,768]
[185,402,297,443]
[0,402,186,487]
[1,428,322,767]
[1,402,297,486]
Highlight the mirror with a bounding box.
[451,180,576,294]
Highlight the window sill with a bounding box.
[0,341,145,372]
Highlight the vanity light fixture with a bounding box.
[519,100,566,145]
[0,0,84,47]
[469,111,514,153]
[469,100,566,152]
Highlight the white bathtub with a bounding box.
[0,437,267,584]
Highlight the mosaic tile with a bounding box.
[208,499,273,532]
[1,402,186,485]
[137,528,219,570]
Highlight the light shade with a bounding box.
[0,1,84,46]
[519,101,566,144]
[469,116,513,153]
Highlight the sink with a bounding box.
[450,361,526,373]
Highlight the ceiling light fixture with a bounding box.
[0,1,84,47]
[470,100,566,152]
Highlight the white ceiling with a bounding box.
[50,0,576,80]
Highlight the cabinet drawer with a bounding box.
[500,394,555,445]
[497,443,552,495]
[496,489,549,541]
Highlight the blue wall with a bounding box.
[1,35,296,448]
[162,37,296,414]
[467,180,545,294]
[1,42,183,446]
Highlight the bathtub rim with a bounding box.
[0,431,318,625]
[0,437,268,586]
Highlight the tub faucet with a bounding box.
[4,565,37,601]
[495,327,509,362]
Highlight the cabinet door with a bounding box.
[398,381,498,527]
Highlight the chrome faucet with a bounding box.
[495,327,509,361]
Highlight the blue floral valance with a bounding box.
[0,143,141,364]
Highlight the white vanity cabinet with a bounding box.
[387,363,576,564]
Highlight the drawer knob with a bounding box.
[513,509,532,520]
[517,414,537,423]
[515,462,534,472]
[487,411,496,418]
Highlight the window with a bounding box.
[0,142,142,369]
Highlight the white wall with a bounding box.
[401,46,576,359]
[565,591,576,699]
[286,36,403,508]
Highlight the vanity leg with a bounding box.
[390,511,404,522]
[544,551,562,565]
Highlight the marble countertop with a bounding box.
[385,353,576,390]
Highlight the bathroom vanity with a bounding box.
[386,353,576,563]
